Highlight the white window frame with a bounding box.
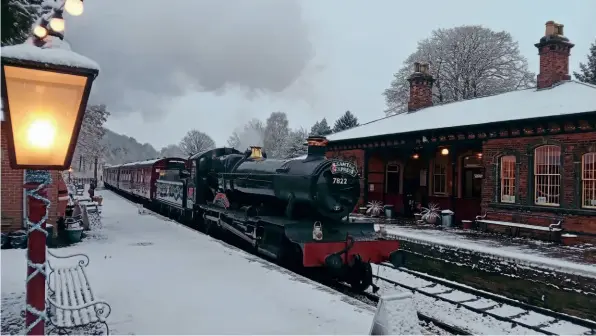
[432,157,448,196]
[500,156,516,203]
[534,145,561,206]
[582,152,596,209]
[385,163,401,194]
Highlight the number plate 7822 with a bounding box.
[332,177,348,185]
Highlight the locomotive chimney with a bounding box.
[249,146,264,160]
[306,136,328,160]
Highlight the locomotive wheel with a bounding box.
[349,261,373,292]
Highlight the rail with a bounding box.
[375,262,596,335]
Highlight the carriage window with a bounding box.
[385,163,400,194]
[534,145,561,206]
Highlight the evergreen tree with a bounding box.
[309,118,332,136]
[332,111,359,133]
[574,39,596,85]
[309,121,320,135]
[1,0,44,46]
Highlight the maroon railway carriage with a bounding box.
[104,158,187,200]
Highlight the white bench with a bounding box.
[475,213,563,242]
[46,249,111,335]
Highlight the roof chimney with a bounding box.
[407,62,434,112]
[305,136,328,160]
[535,21,574,89]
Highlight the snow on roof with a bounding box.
[1,43,100,71]
[327,81,596,142]
[120,158,163,167]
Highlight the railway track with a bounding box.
[369,263,596,335]
[108,191,596,335]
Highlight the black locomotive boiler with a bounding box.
[190,136,403,291]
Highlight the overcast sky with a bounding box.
[66,0,596,150]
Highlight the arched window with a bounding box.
[534,145,561,206]
[500,156,516,203]
[582,152,596,209]
[385,163,400,194]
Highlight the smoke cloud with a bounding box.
[66,0,314,119]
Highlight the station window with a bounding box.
[432,156,448,195]
[582,152,596,209]
[385,163,400,194]
[500,156,516,203]
[534,145,561,206]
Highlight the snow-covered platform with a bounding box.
[1,191,374,335]
[382,224,596,278]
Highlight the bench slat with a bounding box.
[65,267,82,326]
[59,269,72,327]
[53,269,64,325]
[72,266,91,325]
[78,265,99,323]
[477,219,562,231]
[75,265,95,323]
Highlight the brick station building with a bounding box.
[326,21,596,241]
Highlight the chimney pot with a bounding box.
[305,136,328,160]
[545,21,556,36]
[536,21,574,89]
[413,62,421,73]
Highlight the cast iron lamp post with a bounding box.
[0,0,98,334]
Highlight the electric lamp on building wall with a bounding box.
[1,44,99,170]
[440,148,449,156]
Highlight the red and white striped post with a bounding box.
[24,171,52,335]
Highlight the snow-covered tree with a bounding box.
[263,112,290,158]
[227,118,265,150]
[574,39,596,85]
[281,127,309,159]
[179,130,216,156]
[332,111,359,133]
[310,118,332,136]
[73,104,110,175]
[1,0,44,46]
[383,25,535,116]
[160,144,185,158]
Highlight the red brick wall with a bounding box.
[482,132,596,235]
[536,43,572,89]
[408,76,433,111]
[1,122,60,233]
[1,122,24,232]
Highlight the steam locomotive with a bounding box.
[104,136,403,291]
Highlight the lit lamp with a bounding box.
[1,46,99,170]
[1,1,97,334]
[440,148,449,156]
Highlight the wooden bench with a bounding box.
[475,211,563,243]
[46,249,111,335]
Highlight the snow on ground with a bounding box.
[384,226,596,278]
[1,190,375,335]
[370,264,594,335]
